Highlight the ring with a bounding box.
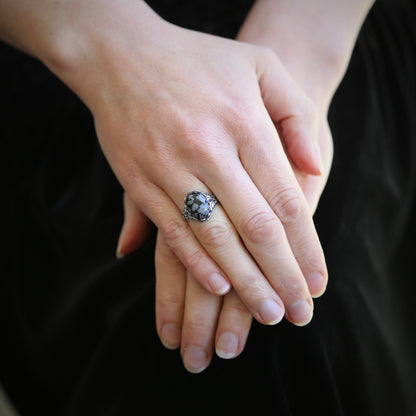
[182,191,218,222]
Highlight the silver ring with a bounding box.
[182,191,218,222]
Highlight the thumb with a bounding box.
[257,51,323,176]
[116,192,152,258]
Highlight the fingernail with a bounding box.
[288,300,313,326]
[183,346,208,374]
[160,323,181,350]
[307,273,326,297]
[115,225,125,259]
[216,332,239,359]
[314,143,324,175]
[207,273,230,295]
[257,299,284,325]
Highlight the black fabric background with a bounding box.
[0,0,415,414]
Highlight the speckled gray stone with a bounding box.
[183,191,218,222]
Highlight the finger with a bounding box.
[203,160,315,326]
[145,132,318,325]
[297,120,334,215]
[181,272,222,374]
[277,105,323,176]
[258,49,322,176]
[128,183,231,296]
[237,109,328,300]
[155,232,186,350]
[116,192,152,258]
[215,290,252,360]
[152,178,285,326]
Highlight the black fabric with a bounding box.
[1,1,415,414]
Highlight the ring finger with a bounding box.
[181,271,222,373]
[157,178,286,326]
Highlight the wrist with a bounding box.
[40,1,164,86]
[46,1,176,115]
[237,0,375,109]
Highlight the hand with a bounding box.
[0,0,371,374]
[116,0,339,370]
[118,121,331,372]
[155,233,253,373]
[117,111,332,372]
[118,196,253,373]
[117,114,329,372]
[52,1,327,326]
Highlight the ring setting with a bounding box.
[182,191,218,222]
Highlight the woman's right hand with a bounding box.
[112,0,374,373]
[116,110,333,372]
[45,0,328,326]
[119,117,331,371]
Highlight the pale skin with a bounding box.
[117,0,375,372]
[0,0,374,373]
[1,2,326,320]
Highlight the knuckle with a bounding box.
[179,117,221,164]
[184,131,210,159]
[234,275,262,300]
[235,115,261,148]
[224,298,249,316]
[258,45,278,64]
[184,313,213,337]
[271,186,303,224]
[199,221,233,251]
[283,280,311,304]
[182,248,204,272]
[186,312,210,330]
[222,101,264,148]
[162,219,189,250]
[157,292,184,315]
[241,210,280,244]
